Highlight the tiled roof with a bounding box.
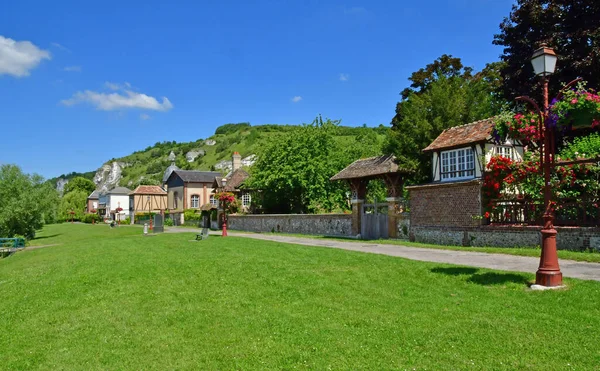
[223,169,250,191]
[330,154,411,181]
[87,190,100,199]
[172,170,222,183]
[130,185,167,195]
[423,118,495,152]
[107,187,132,195]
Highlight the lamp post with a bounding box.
[148,195,153,231]
[222,199,228,237]
[521,44,563,287]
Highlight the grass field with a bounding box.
[1,224,599,369]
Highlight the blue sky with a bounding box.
[1,0,514,178]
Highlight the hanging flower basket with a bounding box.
[493,111,541,143]
[549,82,600,129]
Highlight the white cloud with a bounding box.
[105,81,131,90]
[61,83,173,112]
[51,42,71,53]
[140,113,151,120]
[0,36,51,77]
[339,73,349,81]
[291,96,303,103]
[63,65,81,72]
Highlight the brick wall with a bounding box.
[408,180,482,227]
[227,214,353,237]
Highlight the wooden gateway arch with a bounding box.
[330,154,411,239]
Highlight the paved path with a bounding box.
[166,228,600,282]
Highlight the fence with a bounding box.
[488,198,600,227]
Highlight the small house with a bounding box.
[128,185,168,223]
[408,118,524,228]
[86,190,100,213]
[98,187,132,221]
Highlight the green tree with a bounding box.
[386,57,503,182]
[248,116,352,213]
[386,76,499,182]
[493,0,600,103]
[58,190,88,221]
[63,176,96,195]
[0,165,59,239]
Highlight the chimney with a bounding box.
[232,152,242,172]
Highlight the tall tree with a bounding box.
[63,176,96,195]
[248,116,348,213]
[386,58,503,182]
[59,190,88,221]
[494,0,600,102]
[0,165,59,239]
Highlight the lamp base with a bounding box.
[535,270,563,287]
[530,283,566,291]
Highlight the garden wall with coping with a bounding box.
[227,214,353,237]
[409,225,600,251]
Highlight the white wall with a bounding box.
[108,194,130,218]
[432,142,525,182]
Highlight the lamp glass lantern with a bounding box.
[531,45,557,76]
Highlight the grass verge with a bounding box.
[1,224,599,369]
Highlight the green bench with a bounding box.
[0,238,25,249]
[196,228,209,241]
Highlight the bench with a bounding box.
[196,228,209,241]
[0,238,25,249]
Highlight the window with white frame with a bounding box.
[440,148,475,181]
[494,146,513,160]
[191,195,199,208]
[242,193,251,207]
[210,195,218,207]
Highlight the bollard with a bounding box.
[143,223,149,235]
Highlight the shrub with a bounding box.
[164,218,174,226]
[184,209,201,221]
[81,213,101,224]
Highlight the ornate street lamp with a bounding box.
[516,44,580,288]
[531,44,557,77]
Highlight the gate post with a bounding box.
[351,199,364,237]
[386,197,403,238]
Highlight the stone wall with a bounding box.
[407,180,482,227]
[395,212,411,240]
[410,225,600,251]
[227,214,353,237]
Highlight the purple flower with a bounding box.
[547,113,559,128]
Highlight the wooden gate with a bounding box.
[361,202,389,240]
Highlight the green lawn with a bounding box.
[1,224,599,369]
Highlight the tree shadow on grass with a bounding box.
[431,266,531,286]
[33,234,61,241]
[467,272,531,286]
[430,267,479,276]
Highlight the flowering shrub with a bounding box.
[217,192,235,204]
[493,111,541,143]
[549,82,600,129]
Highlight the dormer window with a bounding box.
[441,148,475,181]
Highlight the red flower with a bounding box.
[484,212,490,218]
